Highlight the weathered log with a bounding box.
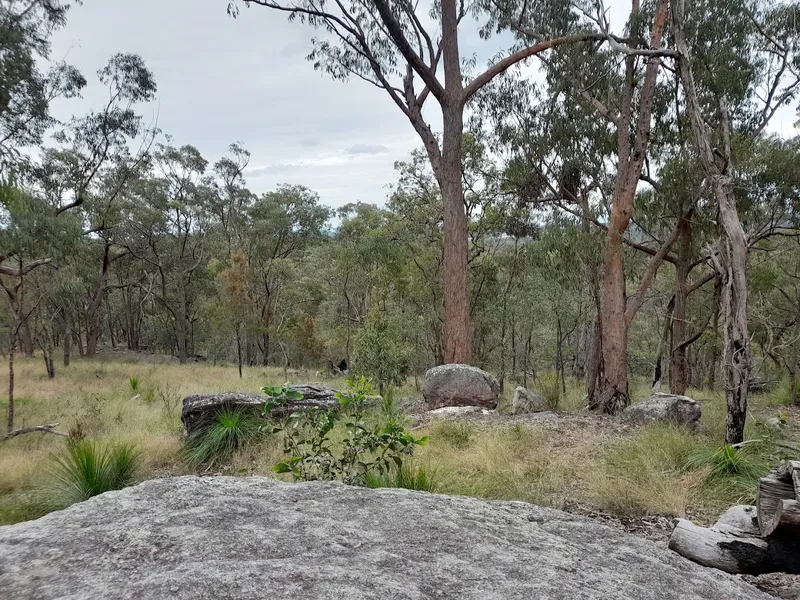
[762,499,800,538]
[181,384,341,438]
[757,474,796,536]
[669,519,800,574]
[794,469,800,500]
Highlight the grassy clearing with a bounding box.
[0,354,796,525]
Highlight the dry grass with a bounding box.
[0,356,796,525]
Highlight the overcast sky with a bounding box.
[48,1,797,209]
[48,0,450,208]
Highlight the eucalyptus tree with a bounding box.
[245,184,330,365]
[29,53,158,357]
[671,0,800,443]
[123,144,212,363]
[226,0,613,365]
[0,0,85,180]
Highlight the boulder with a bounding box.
[512,386,547,414]
[181,382,340,437]
[0,477,770,600]
[623,393,701,429]
[422,364,499,410]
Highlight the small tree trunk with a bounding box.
[63,311,71,367]
[236,323,243,379]
[19,322,34,358]
[669,213,692,394]
[7,337,14,433]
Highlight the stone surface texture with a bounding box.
[0,476,770,600]
[422,364,500,410]
[511,386,547,414]
[623,393,702,429]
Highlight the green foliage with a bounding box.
[129,377,140,392]
[536,372,561,411]
[352,308,412,393]
[364,461,438,492]
[685,444,767,483]
[43,440,140,509]
[184,408,264,467]
[270,378,427,485]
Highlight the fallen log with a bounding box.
[2,423,69,441]
[671,461,800,574]
[669,519,800,574]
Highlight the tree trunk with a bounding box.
[19,322,34,358]
[669,213,692,394]
[441,103,471,364]
[86,242,112,357]
[7,336,14,433]
[63,310,71,367]
[236,323,243,379]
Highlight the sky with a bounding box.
[47,0,442,208]
[47,1,798,209]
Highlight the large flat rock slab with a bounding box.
[0,477,769,600]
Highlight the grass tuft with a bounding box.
[364,461,438,492]
[184,408,264,468]
[42,439,141,510]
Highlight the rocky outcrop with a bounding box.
[623,392,701,429]
[512,386,546,414]
[0,477,769,600]
[181,383,340,437]
[0,476,769,600]
[422,364,499,410]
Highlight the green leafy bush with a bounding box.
[267,378,427,485]
[184,408,263,467]
[352,309,412,393]
[44,440,140,509]
[365,461,438,492]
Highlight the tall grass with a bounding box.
[588,423,706,516]
[42,439,141,510]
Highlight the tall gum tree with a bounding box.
[227,0,606,364]
[671,0,800,443]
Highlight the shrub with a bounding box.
[435,421,473,448]
[44,440,140,509]
[129,377,141,393]
[184,408,264,468]
[365,461,438,492]
[268,378,427,485]
[536,372,561,411]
